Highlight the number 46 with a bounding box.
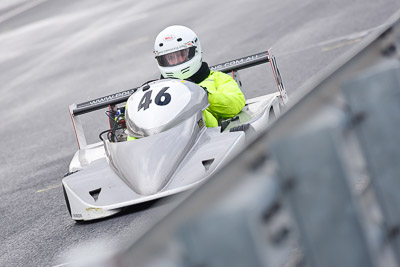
[138,87,171,111]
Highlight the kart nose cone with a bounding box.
[104,117,199,196]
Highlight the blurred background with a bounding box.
[0,0,399,266]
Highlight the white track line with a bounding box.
[274,25,385,57]
[317,25,384,46]
[36,183,61,193]
[0,0,49,24]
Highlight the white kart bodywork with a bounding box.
[62,51,288,221]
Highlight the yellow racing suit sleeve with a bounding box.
[199,71,245,120]
[203,109,218,127]
[127,135,136,141]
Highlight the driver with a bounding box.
[154,25,245,128]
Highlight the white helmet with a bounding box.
[154,25,202,80]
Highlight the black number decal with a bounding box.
[155,87,171,106]
[138,90,153,111]
[137,87,172,111]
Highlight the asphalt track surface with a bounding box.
[0,0,399,266]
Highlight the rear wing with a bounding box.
[70,50,288,148]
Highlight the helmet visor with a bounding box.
[156,47,196,67]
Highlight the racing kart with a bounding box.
[62,50,289,221]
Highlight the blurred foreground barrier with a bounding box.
[72,10,400,267]
[343,61,400,265]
